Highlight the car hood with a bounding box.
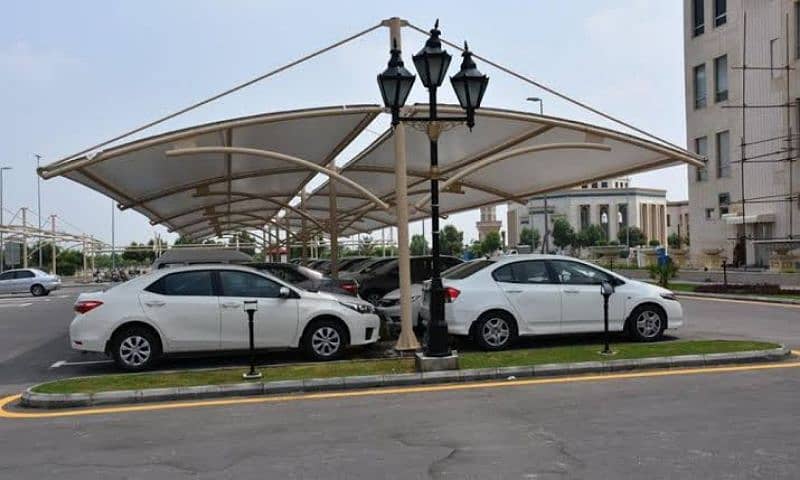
[625,279,673,296]
[307,289,374,307]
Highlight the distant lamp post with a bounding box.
[0,166,12,273]
[526,97,547,252]
[378,20,489,357]
[600,211,609,241]
[526,97,543,115]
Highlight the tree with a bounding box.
[668,232,682,249]
[551,218,575,249]
[576,224,604,248]
[481,231,502,255]
[617,226,646,246]
[174,235,194,246]
[468,240,484,258]
[410,234,428,256]
[440,224,464,256]
[358,235,374,256]
[519,227,540,249]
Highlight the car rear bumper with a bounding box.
[69,316,106,353]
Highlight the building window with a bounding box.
[716,130,730,177]
[591,182,598,188]
[770,38,781,79]
[581,184,588,189]
[693,64,707,109]
[693,0,705,36]
[695,136,709,181]
[667,214,672,227]
[601,181,608,188]
[580,205,590,230]
[705,208,715,220]
[718,192,730,217]
[714,0,726,27]
[714,55,728,102]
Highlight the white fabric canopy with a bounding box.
[40,104,703,240]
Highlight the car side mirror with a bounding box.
[278,287,291,299]
[600,281,614,297]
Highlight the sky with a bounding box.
[1,0,688,248]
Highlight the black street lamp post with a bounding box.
[378,21,488,357]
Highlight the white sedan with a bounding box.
[70,265,381,370]
[420,254,684,350]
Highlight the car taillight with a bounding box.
[341,282,358,296]
[444,287,460,303]
[74,300,103,314]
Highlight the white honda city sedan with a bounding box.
[420,255,684,350]
[70,265,381,371]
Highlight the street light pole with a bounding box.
[111,199,116,272]
[35,154,42,268]
[526,98,548,253]
[377,20,488,357]
[0,166,11,273]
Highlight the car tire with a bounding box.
[627,305,666,342]
[473,311,517,351]
[302,319,348,361]
[363,291,383,306]
[30,284,46,297]
[110,326,162,371]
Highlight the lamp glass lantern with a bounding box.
[450,43,489,128]
[377,40,416,124]
[412,20,451,89]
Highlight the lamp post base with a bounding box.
[414,351,459,372]
[242,371,263,380]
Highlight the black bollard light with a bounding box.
[600,280,615,355]
[242,300,262,380]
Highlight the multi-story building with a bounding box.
[684,0,800,266]
[506,178,669,250]
[667,200,691,242]
[476,206,502,242]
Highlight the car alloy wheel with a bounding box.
[481,317,510,348]
[311,326,341,357]
[30,284,45,297]
[119,335,152,367]
[635,310,662,339]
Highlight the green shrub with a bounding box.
[648,239,661,247]
[648,258,678,287]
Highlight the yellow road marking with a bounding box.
[2,357,799,420]
[678,295,800,309]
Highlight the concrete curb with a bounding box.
[19,346,792,409]
[675,291,800,305]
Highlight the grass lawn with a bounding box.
[667,282,800,301]
[32,340,779,395]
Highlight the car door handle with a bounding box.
[222,302,241,309]
[563,289,580,294]
[144,300,165,307]
[504,290,523,294]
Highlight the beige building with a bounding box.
[684,0,800,266]
[507,178,669,250]
[667,200,691,242]
[476,206,502,242]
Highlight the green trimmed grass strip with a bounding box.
[667,282,800,301]
[32,340,779,395]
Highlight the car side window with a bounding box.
[0,272,14,281]
[146,271,214,296]
[280,268,307,284]
[219,271,281,298]
[492,261,553,284]
[548,260,611,285]
[15,271,34,279]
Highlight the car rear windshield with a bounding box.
[442,260,495,279]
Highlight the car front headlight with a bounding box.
[338,301,375,314]
[660,292,678,301]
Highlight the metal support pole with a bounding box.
[426,86,451,357]
[242,301,261,380]
[36,154,42,268]
[329,166,339,279]
[390,17,419,352]
[82,236,88,281]
[300,191,308,262]
[90,237,96,273]
[22,207,28,268]
[602,294,611,354]
[50,214,56,274]
[0,167,6,273]
[541,196,549,253]
[111,199,116,271]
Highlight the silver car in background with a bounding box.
[377,284,424,335]
[0,268,61,296]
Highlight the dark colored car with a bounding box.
[354,255,463,305]
[339,257,397,280]
[323,256,372,274]
[246,263,358,296]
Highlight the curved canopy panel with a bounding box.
[40,103,702,241]
[40,105,381,239]
[308,105,703,234]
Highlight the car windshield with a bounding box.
[442,259,495,279]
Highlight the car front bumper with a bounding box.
[349,314,381,345]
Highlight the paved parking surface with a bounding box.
[1,290,798,395]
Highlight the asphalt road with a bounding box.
[1,288,799,394]
[1,363,798,478]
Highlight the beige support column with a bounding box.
[82,236,88,281]
[50,215,56,274]
[329,167,339,279]
[300,191,308,262]
[21,207,28,268]
[90,237,96,272]
[389,17,419,352]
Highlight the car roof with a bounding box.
[488,254,578,264]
